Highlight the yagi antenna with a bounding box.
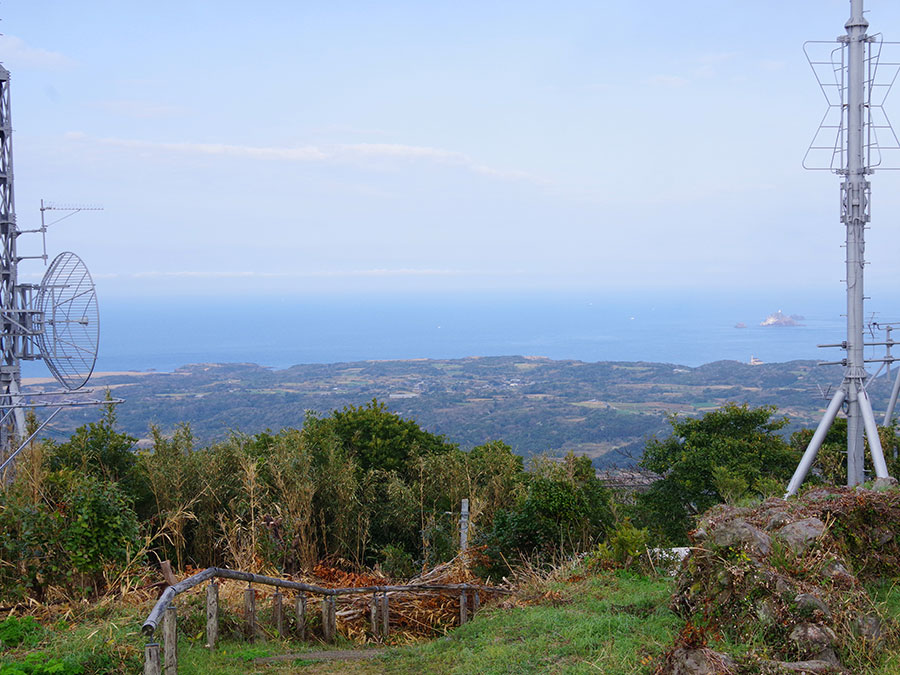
[0,65,118,476]
[786,0,899,496]
[17,201,104,265]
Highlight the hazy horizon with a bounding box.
[3,1,900,303]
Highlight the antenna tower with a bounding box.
[0,64,115,475]
[787,0,900,495]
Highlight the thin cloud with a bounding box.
[79,135,329,161]
[64,132,540,183]
[0,35,73,70]
[94,100,186,119]
[648,75,689,88]
[128,268,513,279]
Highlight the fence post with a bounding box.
[459,590,468,625]
[273,591,284,637]
[381,592,389,639]
[295,594,307,640]
[244,586,257,640]
[144,642,161,675]
[160,560,177,586]
[369,592,378,638]
[321,595,335,642]
[473,590,480,615]
[460,498,469,552]
[330,596,338,640]
[162,604,177,674]
[206,581,218,650]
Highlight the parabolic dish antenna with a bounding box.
[34,251,99,390]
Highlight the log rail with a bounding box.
[141,566,511,674]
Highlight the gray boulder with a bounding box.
[669,647,736,675]
[789,622,837,660]
[776,518,826,554]
[710,518,772,556]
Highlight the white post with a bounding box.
[460,498,469,552]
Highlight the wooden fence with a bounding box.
[141,566,511,674]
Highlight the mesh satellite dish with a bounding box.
[34,252,99,390]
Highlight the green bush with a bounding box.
[61,476,139,574]
[0,654,84,674]
[0,617,44,650]
[608,519,650,566]
[481,454,612,574]
[0,472,139,600]
[379,544,416,579]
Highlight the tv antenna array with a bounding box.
[787,0,900,495]
[0,64,117,475]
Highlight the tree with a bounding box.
[638,403,799,544]
[789,418,900,486]
[305,398,455,476]
[44,396,147,509]
[482,453,612,573]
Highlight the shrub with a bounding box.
[0,616,44,650]
[0,472,139,600]
[481,453,612,574]
[379,544,416,579]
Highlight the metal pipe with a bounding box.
[786,388,846,497]
[884,365,900,425]
[843,0,870,486]
[0,407,61,473]
[859,387,890,478]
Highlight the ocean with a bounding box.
[24,289,899,376]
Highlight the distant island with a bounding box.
[760,310,804,327]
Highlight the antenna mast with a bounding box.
[787,0,897,495]
[0,65,26,446]
[0,63,118,476]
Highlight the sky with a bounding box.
[3,0,900,300]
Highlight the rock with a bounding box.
[802,489,837,503]
[715,569,732,590]
[873,528,894,546]
[795,593,831,619]
[789,622,837,658]
[669,647,736,675]
[852,613,882,641]
[821,558,853,585]
[710,518,772,556]
[770,659,847,673]
[776,576,796,596]
[871,476,898,491]
[764,510,792,531]
[776,518,826,554]
[756,598,777,625]
[692,527,708,542]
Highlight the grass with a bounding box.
[0,569,679,675]
[370,571,678,675]
[11,565,900,674]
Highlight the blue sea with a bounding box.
[24,289,900,376]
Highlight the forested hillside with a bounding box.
[25,356,873,466]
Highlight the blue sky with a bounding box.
[3,0,900,300]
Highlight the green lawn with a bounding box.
[6,568,900,674]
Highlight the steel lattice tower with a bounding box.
[0,65,26,446]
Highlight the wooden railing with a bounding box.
[141,566,511,674]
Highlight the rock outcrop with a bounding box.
[664,486,900,672]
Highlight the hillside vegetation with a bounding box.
[29,357,873,467]
[4,398,900,672]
